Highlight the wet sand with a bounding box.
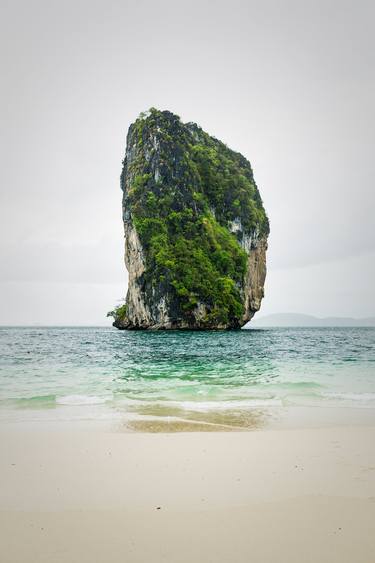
[1,423,375,562]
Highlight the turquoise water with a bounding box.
[0,327,374,429]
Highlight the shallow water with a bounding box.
[0,327,374,429]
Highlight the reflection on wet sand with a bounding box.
[124,404,268,432]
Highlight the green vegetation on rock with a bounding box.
[107,303,127,320]
[115,108,269,328]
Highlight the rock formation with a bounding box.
[111,109,269,330]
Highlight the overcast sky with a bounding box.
[1,0,374,325]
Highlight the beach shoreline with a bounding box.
[2,404,375,433]
[1,421,375,562]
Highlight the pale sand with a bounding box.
[1,424,375,562]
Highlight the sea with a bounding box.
[0,326,374,431]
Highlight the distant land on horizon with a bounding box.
[248,313,375,327]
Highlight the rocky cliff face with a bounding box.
[112,109,269,330]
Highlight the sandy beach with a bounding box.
[1,421,375,563]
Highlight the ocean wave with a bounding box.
[22,394,56,405]
[258,381,324,390]
[0,394,57,408]
[321,391,375,403]
[56,395,111,406]
[142,398,284,411]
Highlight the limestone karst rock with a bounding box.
[111,109,269,330]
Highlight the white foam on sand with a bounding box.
[56,395,110,406]
[321,391,375,405]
